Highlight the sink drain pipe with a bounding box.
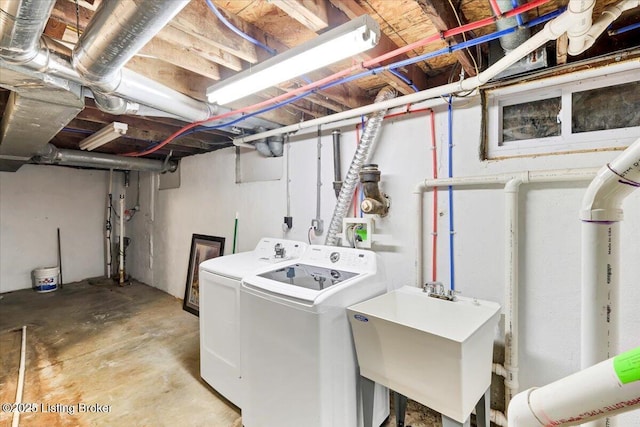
[325,87,396,246]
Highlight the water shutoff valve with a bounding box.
[359,164,390,216]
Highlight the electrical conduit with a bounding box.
[325,87,396,246]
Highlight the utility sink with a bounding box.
[348,286,500,423]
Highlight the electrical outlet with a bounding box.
[311,218,323,235]
[342,217,374,248]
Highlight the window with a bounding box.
[484,64,640,159]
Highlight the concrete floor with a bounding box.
[0,279,241,427]
[0,279,444,427]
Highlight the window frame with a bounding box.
[485,65,640,159]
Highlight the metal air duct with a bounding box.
[72,0,189,88]
[35,144,177,173]
[0,0,55,62]
[0,1,84,172]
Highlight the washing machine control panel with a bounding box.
[303,246,375,272]
[254,238,307,260]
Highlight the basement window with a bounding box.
[484,66,640,159]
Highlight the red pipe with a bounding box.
[488,0,503,17]
[125,0,551,157]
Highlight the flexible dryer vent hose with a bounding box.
[325,87,396,246]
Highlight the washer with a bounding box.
[198,237,307,407]
[240,245,390,427]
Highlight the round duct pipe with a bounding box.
[34,144,177,173]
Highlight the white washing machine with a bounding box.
[240,245,390,427]
[198,237,307,407]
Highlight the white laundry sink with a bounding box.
[347,285,500,423]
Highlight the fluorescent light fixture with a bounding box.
[79,122,128,151]
[206,15,380,105]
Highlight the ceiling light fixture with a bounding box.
[79,122,128,151]
[206,15,380,106]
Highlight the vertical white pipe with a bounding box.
[414,185,426,286]
[581,222,619,367]
[12,326,27,427]
[504,178,525,408]
[119,194,125,284]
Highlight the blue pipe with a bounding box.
[389,69,419,92]
[608,21,640,36]
[511,0,524,26]
[447,96,455,291]
[205,0,277,55]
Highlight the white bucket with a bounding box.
[33,266,59,293]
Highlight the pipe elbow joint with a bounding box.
[580,137,640,222]
[507,388,538,427]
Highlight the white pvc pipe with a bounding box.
[504,179,523,407]
[579,137,640,427]
[576,0,640,55]
[508,347,640,427]
[413,168,599,416]
[581,222,619,368]
[12,326,27,427]
[119,194,125,284]
[234,1,596,147]
[414,169,598,286]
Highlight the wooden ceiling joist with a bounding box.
[156,26,243,72]
[271,0,330,32]
[414,0,478,77]
[170,1,258,64]
[138,39,221,81]
[328,0,429,94]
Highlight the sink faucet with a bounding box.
[423,281,459,301]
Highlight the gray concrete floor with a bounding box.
[0,278,444,427]
[0,279,241,427]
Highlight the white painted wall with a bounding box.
[128,93,639,423]
[0,165,109,293]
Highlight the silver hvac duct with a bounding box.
[0,1,84,172]
[35,144,177,173]
[72,0,189,87]
[0,0,279,131]
[325,87,396,246]
[0,0,55,62]
[495,0,531,53]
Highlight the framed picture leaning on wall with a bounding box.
[183,234,225,316]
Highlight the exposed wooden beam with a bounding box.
[414,0,478,77]
[50,0,93,31]
[125,57,213,102]
[271,0,330,32]
[138,39,221,81]
[327,0,429,93]
[156,26,243,72]
[170,0,258,64]
[44,18,67,39]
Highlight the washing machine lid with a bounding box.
[199,238,308,280]
[244,265,368,304]
[257,263,358,291]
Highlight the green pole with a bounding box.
[232,212,238,254]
